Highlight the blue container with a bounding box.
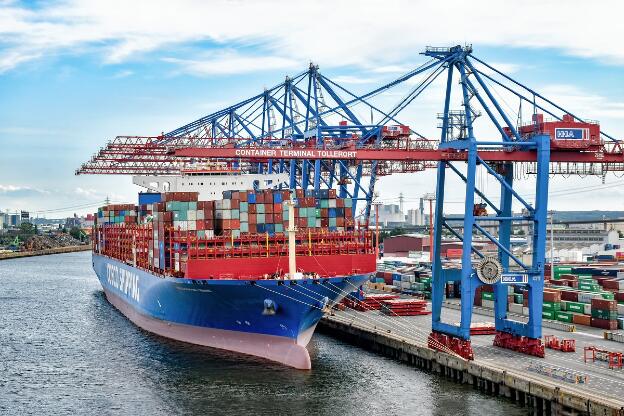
[265,224,275,234]
[315,199,321,208]
[138,192,162,205]
[223,190,232,199]
[336,208,344,217]
[320,189,329,198]
[305,189,315,197]
[273,193,282,204]
[247,192,256,203]
[328,208,337,217]
[120,210,126,216]
[257,224,266,233]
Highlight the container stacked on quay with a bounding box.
[92,188,375,369]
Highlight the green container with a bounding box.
[231,209,240,219]
[320,200,329,209]
[592,309,618,320]
[578,283,600,292]
[240,222,249,233]
[601,292,615,300]
[307,217,316,227]
[542,310,555,320]
[188,202,197,210]
[240,202,248,212]
[344,198,353,208]
[482,292,494,301]
[299,208,307,217]
[543,301,561,312]
[274,223,283,233]
[173,211,188,221]
[420,277,432,284]
[257,204,265,214]
[257,214,265,224]
[329,217,337,227]
[556,311,574,323]
[514,294,524,304]
[315,209,321,218]
[566,302,585,313]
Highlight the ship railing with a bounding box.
[94,223,374,278]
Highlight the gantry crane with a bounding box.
[77,45,624,360]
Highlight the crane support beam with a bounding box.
[174,146,623,164]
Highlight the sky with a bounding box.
[0,0,623,218]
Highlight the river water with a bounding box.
[0,252,525,415]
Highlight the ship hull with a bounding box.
[92,254,369,369]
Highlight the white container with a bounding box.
[187,210,197,221]
[522,306,530,316]
[482,299,495,309]
[401,281,411,289]
[508,303,523,314]
[584,304,592,315]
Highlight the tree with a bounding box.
[69,226,83,241]
[19,222,35,235]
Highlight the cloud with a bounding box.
[0,0,623,76]
[162,50,299,76]
[331,75,378,85]
[539,84,624,123]
[111,69,133,78]
[0,184,48,197]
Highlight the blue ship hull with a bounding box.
[93,254,369,368]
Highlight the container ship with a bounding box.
[91,173,375,369]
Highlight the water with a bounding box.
[0,252,525,416]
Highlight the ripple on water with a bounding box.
[0,252,525,416]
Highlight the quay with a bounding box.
[319,308,624,416]
[0,245,91,261]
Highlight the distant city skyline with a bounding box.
[1,1,623,216]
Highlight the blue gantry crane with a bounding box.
[78,45,624,359]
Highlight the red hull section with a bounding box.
[184,253,376,279]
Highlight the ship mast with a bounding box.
[286,196,296,278]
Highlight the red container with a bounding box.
[273,204,282,213]
[265,214,274,223]
[230,220,240,229]
[273,213,282,222]
[248,214,257,224]
[265,204,273,214]
[297,218,307,227]
[248,204,257,214]
[221,219,231,230]
[345,207,353,217]
[295,189,304,198]
[163,212,174,221]
[336,217,345,227]
[591,317,618,330]
[231,199,240,209]
[602,279,620,290]
[615,292,624,302]
[321,218,329,227]
[329,189,336,198]
[204,219,214,229]
[239,192,247,202]
[543,289,561,303]
[573,314,591,326]
[560,290,578,302]
[336,198,344,208]
[232,191,240,200]
[248,224,257,234]
[591,298,617,311]
[256,194,265,204]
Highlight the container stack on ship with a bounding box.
[92,188,375,369]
